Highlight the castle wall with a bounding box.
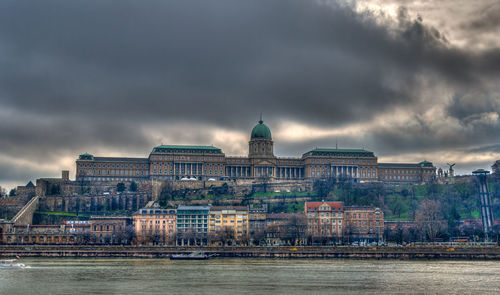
[38,193,152,214]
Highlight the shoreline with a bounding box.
[1,245,499,260]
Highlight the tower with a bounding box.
[248,117,276,178]
[248,117,274,158]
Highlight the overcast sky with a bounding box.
[1,0,499,189]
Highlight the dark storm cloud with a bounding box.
[447,90,499,123]
[0,161,48,183]
[1,0,496,129]
[0,0,499,186]
[468,144,500,154]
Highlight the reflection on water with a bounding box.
[0,258,499,294]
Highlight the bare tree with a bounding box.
[114,225,135,245]
[207,231,218,246]
[342,222,355,245]
[217,226,235,246]
[250,230,266,246]
[280,214,307,246]
[180,228,196,246]
[415,199,447,242]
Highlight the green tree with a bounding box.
[9,188,16,196]
[129,181,138,192]
[116,182,126,192]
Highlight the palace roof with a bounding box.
[152,145,223,154]
[303,148,375,158]
[378,163,428,169]
[93,157,149,163]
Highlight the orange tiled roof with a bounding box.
[305,202,343,211]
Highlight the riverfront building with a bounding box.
[343,206,384,243]
[90,216,132,244]
[176,205,210,245]
[1,223,89,245]
[133,208,176,245]
[305,202,344,242]
[208,206,249,244]
[76,119,436,184]
[208,206,249,240]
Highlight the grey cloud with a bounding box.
[0,160,51,183]
[0,0,481,128]
[0,0,499,187]
[461,3,500,32]
[467,144,500,154]
[447,90,500,123]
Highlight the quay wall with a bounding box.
[1,245,499,260]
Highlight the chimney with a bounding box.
[62,170,69,181]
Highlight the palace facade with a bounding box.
[76,119,436,184]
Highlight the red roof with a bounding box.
[305,202,343,211]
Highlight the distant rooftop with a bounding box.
[93,157,149,163]
[177,205,211,211]
[211,206,248,211]
[472,169,490,174]
[135,208,176,215]
[152,145,223,154]
[303,148,375,158]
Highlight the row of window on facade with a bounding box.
[81,177,140,182]
[80,163,147,169]
[152,169,223,175]
[212,220,246,224]
[310,171,375,178]
[310,158,376,164]
[93,225,121,232]
[151,155,222,161]
[310,218,343,224]
[141,225,175,230]
[384,175,418,181]
[152,163,223,169]
[140,220,175,225]
[82,169,148,176]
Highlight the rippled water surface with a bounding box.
[0,258,499,294]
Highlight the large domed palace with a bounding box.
[77,119,436,184]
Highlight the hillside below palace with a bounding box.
[76,119,436,185]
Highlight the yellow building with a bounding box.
[209,206,249,245]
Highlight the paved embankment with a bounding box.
[1,245,499,259]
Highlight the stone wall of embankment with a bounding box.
[1,245,499,260]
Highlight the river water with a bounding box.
[0,258,499,294]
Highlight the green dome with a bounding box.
[251,120,272,139]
